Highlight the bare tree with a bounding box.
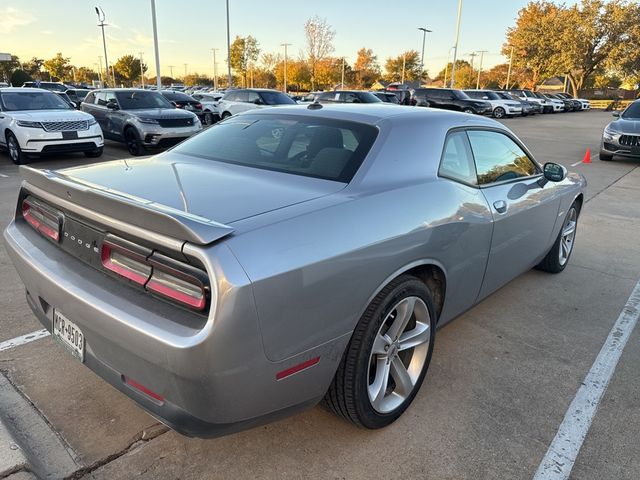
[304,15,335,90]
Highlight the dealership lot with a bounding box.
[0,111,639,479]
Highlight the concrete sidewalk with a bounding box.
[0,417,29,478]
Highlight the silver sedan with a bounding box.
[3,104,586,437]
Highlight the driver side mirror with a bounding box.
[543,162,567,182]
[254,98,263,105]
[106,100,119,110]
[612,111,620,118]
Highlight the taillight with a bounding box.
[175,104,184,109]
[100,238,208,311]
[147,255,207,310]
[22,197,61,242]
[101,241,151,285]
[194,103,203,110]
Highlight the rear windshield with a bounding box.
[0,91,72,111]
[162,91,194,102]
[115,90,173,109]
[172,114,378,182]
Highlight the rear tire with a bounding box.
[599,150,613,161]
[324,275,436,429]
[536,202,580,273]
[6,131,25,165]
[221,111,231,120]
[84,146,103,158]
[124,128,145,156]
[203,112,214,126]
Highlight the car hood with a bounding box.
[55,151,346,226]
[609,118,640,134]
[125,108,197,119]
[8,110,94,122]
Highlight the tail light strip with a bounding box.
[22,198,62,242]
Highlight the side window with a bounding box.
[95,92,107,106]
[342,93,360,103]
[438,131,477,186]
[105,92,117,104]
[84,92,95,104]
[245,91,260,104]
[467,130,538,185]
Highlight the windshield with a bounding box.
[115,90,173,109]
[172,114,378,182]
[495,92,514,100]
[453,90,471,100]
[72,90,90,99]
[621,102,640,119]
[162,91,193,102]
[260,91,296,105]
[0,91,72,111]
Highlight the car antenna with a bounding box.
[307,100,323,110]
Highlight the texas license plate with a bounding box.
[53,310,84,362]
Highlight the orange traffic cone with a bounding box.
[582,149,591,164]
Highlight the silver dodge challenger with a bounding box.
[4,104,586,437]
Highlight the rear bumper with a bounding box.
[3,219,345,437]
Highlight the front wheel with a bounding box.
[324,275,436,428]
[6,131,25,165]
[462,108,474,114]
[124,128,145,156]
[599,150,613,161]
[536,202,580,273]
[84,146,103,158]
[221,111,231,120]
[493,107,506,119]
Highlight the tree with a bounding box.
[275,58,311,91]
[384,50,421,83]
[353,48,380,88]
[261,52,281,72]
[10,70,32,87]
[23,57,44,79]
[230,35,260,87]
[183,73,213,86]
[43,53,72,82]
[75,67,98,85]
[0,55,21,83]
[113,55,147,86]
[304,15,335,90]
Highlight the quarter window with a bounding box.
[438,131,477,185]
[467,130,538,185]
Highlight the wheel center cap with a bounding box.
[388,342,400,358]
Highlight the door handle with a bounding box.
[493,200,508,214]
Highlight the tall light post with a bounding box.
[280,43,291,93]
[401,53,406,85]
[225,0,232,88]
[97,56,103,84]
[475,50,488,89]
[467,51,478,70]
[139,52,145,87]
[443,47,454,87]
[94,6,110,86]
[506,45,514,89]
[168,65,175,78]
[183,63,188,79]
[211,48,219,90]
[418,27,432,85]
[150,0,162,90]
[450,0,463,88]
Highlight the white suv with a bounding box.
[0,87,103,164]
[464,90,522,118]
[191,92,224,125]
[217,88,296,119]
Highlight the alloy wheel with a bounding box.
[8,136,19,163]
[559,207,577,266]
[367,296,431,414]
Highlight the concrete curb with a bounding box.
[0,416,29,477]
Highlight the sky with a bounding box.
[0,1,575,79]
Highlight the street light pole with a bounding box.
[168,65,175,78]
[280,43,291,93]
[97,56,103,84]
[225,0,232,88]
[211,48,219,90]
[418,27,432,85]
[450,0,463,88]
[341,57,345,88]
[184,63,188,79]
[139,52,145,88]
[475,50,488,89]
[150,0,162,90]
[94,6,110,86]
[506,45,514,89]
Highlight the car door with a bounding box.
[467,129,561,299]
[104,91,125,139]
[0,96,9,148]
[90,92,109,134]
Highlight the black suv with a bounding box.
[411,88,492,115]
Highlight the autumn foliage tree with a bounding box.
[43,53,72,82]
[304,15,335,90]
[384,50,421,83]
[114,55,147,86]
[353,48,380,88]
[230,35,260,87]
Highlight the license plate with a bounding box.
[53,310,84,362]
[62,131,78,140]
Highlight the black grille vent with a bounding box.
[620,135,639,147]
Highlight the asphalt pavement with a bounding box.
[0,110,638,480]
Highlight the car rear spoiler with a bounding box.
[20,166,235,246]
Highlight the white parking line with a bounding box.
[570,161,583,167]
[533,278,640,480]
[0,329,50,353]
[0,173,8,178]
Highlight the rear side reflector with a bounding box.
[123,376,164,404]
[101,241,151,286]
[22,197,61,242]
[276,357,321,380]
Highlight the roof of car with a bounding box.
[240,103,503,129]
[0,87,53,93]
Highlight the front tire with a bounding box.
[324,275,436,428]
[6,131,25,165]
[493,107,506,119]
[124,128,145,156]
[462,108,474,114]
[599,150,613,161]
[221,111,231,120]
[536,202,580,273]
